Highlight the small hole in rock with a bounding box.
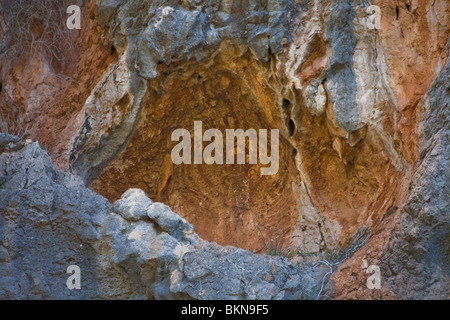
[282,98,291,109]
[288,119,295,136]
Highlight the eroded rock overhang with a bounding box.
[65,0,446,253]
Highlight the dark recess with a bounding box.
[288,119,295,136]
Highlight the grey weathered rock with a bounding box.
[171,243,326,300]
[325,60,450,300]
[377,61,450,299]
[0,142,328,299]
[146,202,198,244]
[1,0,448,301]
[325,0,358,132]
[112,188,153,222]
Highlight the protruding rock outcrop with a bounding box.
[0,143,329,299]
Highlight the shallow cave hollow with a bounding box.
[89,44,303,252]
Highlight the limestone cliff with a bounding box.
[0,0,448,299]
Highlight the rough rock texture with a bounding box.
[0,143,327,299]
[0,0,449,299]
[0,0,118,169]
[60,0,449,253]
[326,60,450,300]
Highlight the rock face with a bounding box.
[328,60,450,300]
[0,143,328,299]
[0,0,449,299]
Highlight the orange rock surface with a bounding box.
[1,0,448,299]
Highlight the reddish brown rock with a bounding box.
[0,0,448,299]
[0,0,117,169]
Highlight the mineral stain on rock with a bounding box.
[0,0,449,299]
